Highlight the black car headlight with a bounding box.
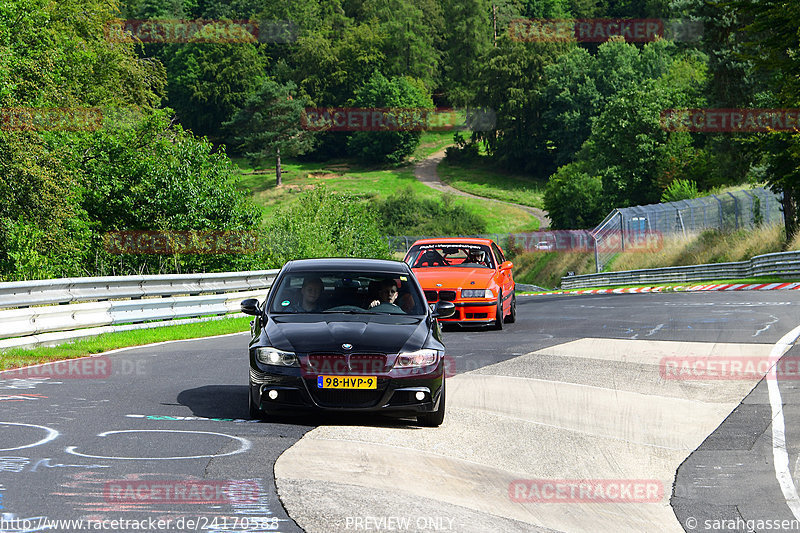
[461,288,493,298]
[255,347,299,367]
[395,349,439,368]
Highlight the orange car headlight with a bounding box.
[461,289,494,298]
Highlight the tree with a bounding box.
[164,42,266,142]
[726,0,800,238]
[440,0,492,106]
[225,79,315,186]
[360,0,443,91]
[590,81,697,208]
[541,46,601,168]
[346,71,433,164]
[470,35,568,174]
[543,160,605,229]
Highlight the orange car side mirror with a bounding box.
[500,261,513,271]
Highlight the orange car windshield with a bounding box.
[406,244,494,269]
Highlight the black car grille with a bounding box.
[425,289,456,302]
[439,290,457,301]
[306,353,388,374]
[310,387,385,408]
[306,354,347,374]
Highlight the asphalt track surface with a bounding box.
[1,291,800,532]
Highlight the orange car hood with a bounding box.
[411,267,497,288]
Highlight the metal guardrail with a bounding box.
[560,251,800,289]
[0,270,279,350]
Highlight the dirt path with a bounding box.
[414,147,551,230]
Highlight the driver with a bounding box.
[369,279,399,308]
[466,249,486,265]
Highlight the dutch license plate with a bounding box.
[317,376,377,389]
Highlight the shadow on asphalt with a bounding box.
[177,385,435,430]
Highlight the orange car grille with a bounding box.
[425,290,456,302]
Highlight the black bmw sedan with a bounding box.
[240,258,456,426]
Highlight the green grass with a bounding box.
[235,157,540,234]
[0,316,251,371]
[437,159,546,209]
[409,131,456,161]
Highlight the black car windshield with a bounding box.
[269,271,427,315]
[405,243,495,269]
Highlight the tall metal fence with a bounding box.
[592,187,782,272]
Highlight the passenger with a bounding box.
[287,277,324,312]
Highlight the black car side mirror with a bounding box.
[240,298,261,316]
[432,301,455,319]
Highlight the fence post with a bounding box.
[726,192,741,229]
[619,211,624,251]
[711,194,724,227]
[594,234,601,273]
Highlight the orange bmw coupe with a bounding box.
[403,238,516,329]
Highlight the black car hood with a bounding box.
[264,314,430,354]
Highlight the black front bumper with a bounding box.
[249,362,444,415]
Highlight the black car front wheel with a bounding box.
[506,293,516,323]
[492,291,504,330]
[417,380,446,427]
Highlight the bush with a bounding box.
[376,187,486,236]
[501,235,526,260]
[444,132,480,163]
[661,179,699,203]
[346,72,434,164]
[543,162,606,229]
[261,186,393,265]
[62,109,261,276]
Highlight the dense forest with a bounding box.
[0,0,797,280]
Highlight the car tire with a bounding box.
[417,380,445,427]
[492,291,503,330]
[506,293,516,323]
